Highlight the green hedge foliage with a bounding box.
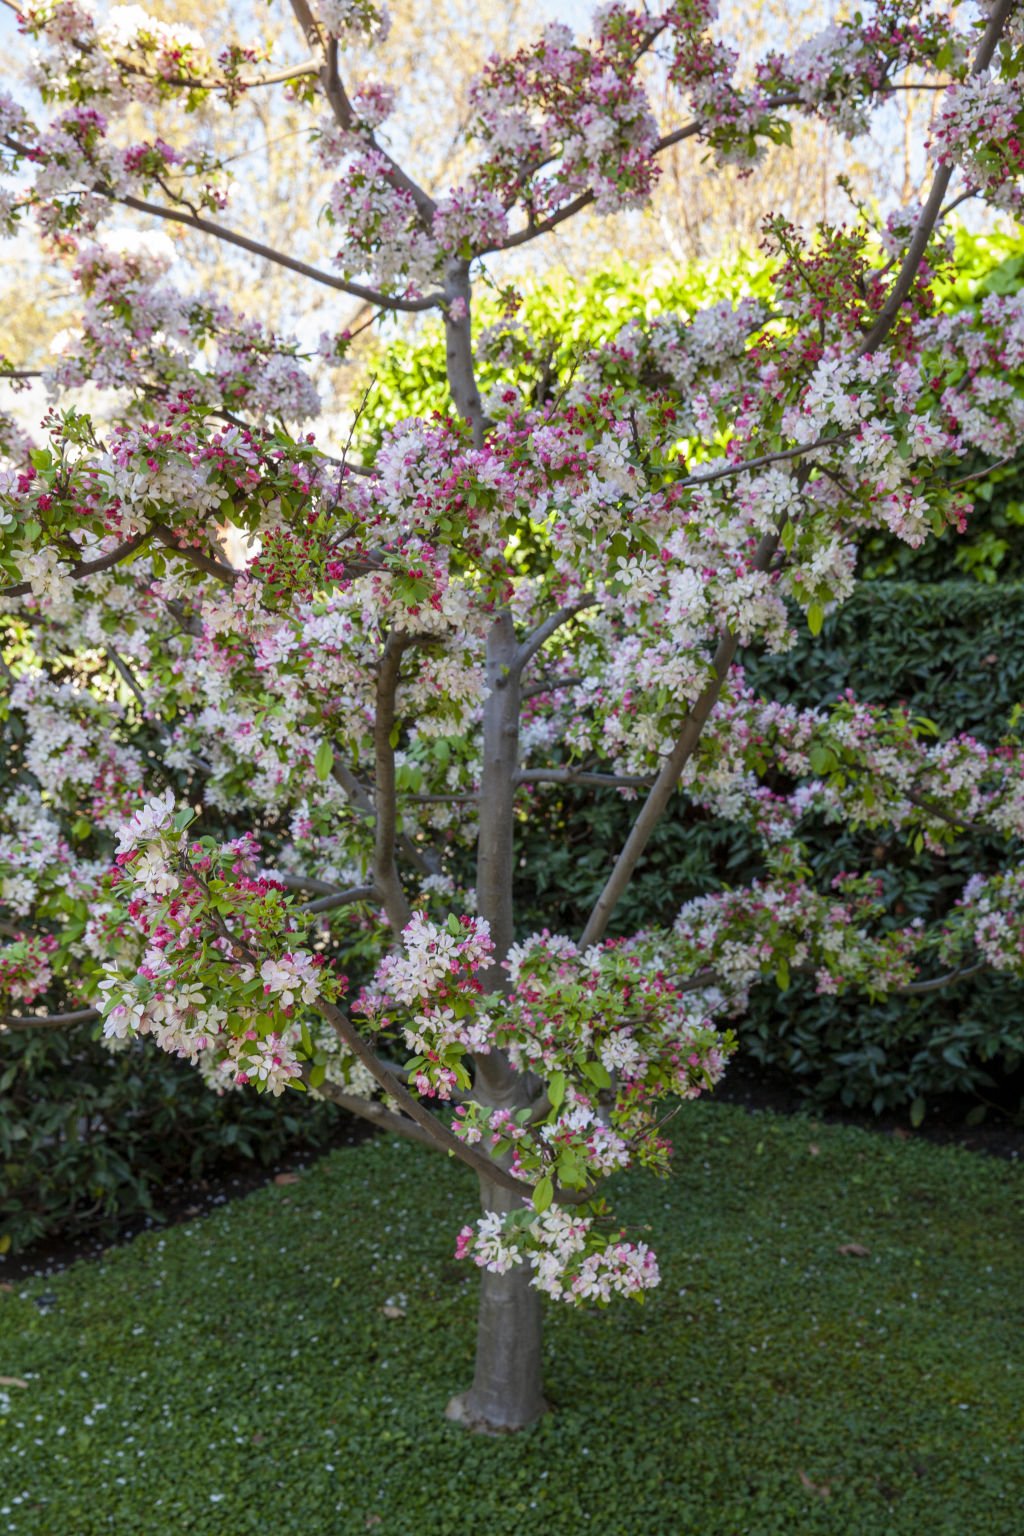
[0,1018,339,1253]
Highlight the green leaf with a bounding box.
[314,741,334,781]
[300,1022,313,1057]
[807,602,825,637]
[808,744,834,776]
[308,1064,326,1088]
[775,961,790,992]
[582,1060,612,1089]
[533,1176,553,1213]
[910,1096,926,1128]
[548,1071,566,1112]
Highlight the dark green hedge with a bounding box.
[740,579,1024,735]
[0,1019,339,1253]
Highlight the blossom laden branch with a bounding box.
[111,193,444,314]
[857,0,1019,357]
[1,532,151,599]
[580,523,785,949]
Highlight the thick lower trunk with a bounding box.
[446,1174,547,1433]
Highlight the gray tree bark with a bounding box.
[445,1172,548,1433]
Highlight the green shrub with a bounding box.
[0,1018,339,1253]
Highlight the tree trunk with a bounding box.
[447,610,547,1431]
[445,1173,548,1433]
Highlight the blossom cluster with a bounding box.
[45,230,323,424]
[0,931,58,1009]
[91,797,355,1097]
[932,74,1024,217]
[467,16,660,218]
[355,911,495,1098]
[456,1202,661,1306]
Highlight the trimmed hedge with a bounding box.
[740,578,1024,735]
[0,1020,340,1253]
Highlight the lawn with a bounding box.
[1,1102,1021,1535]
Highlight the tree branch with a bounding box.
[663,431,856,489]
[265,871,341,896]
[330,749,437,879]
[897,959,989,995]
[857,0,1016,358]
[515,768,655,789]
[301,884,377,915]
[287,0,437,226]
[579,524,782,948]
[110,192,443,313]
[513,596,599,675]
[521,673,582,701]
[0,532,150,598]
[300,1068,446,1151]
[150,523,238,586]
[2,1007,99,1029]
[443,261,487,441]
[372,634,415,934]
[314,997,536,1197]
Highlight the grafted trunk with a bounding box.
[445,1173,547,1433]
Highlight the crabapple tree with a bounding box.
[2,0,1024,1431]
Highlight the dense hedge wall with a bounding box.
[0,1018,340,1254]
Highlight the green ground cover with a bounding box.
[1,1104,1021,1536]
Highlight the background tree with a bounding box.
[1,0,1024,1433]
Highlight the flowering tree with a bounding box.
[2,0,1024,1431]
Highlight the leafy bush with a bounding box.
[0,1018,339,1253]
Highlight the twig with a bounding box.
[301,884,377,915]
[2,1007,100,1029]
